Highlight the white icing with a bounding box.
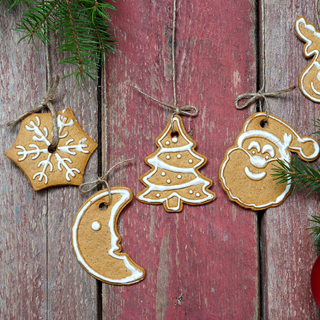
[220,113,320,209]
[166,155,171,159]
[189,190,193,194]
[262,144,275,157]
[166,141,169,145]
[33,153,53,183]
[138,116,214,210]
[172,137,178,143]
[248,141,261,152]
[244,167,266,180]
[161,172,166,176]
[295,17,320,102]
[177,175,182,179]
[311,81,320,95]
[156,193,160,197]
[196,193,200,197]
[72,189,144,284]
[55,153,80,181]
[91,221,101,231]
[252,151,255,154]
[16,114,91,184]
[167,179,171,184]
[177,154,181,158]
[188,159,193,163]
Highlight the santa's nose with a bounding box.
[249,155,267,168]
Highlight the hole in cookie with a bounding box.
[99,203,108,211]
[260,120,268,128]
[48,144,57,153]
[171,132,179,143]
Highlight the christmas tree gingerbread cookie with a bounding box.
[137,115,216,212]
[219,112,320,210]
[6,108,97,191]
[72,186,145,285]
[295,16,320,103]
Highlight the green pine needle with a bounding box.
[307,215,320,253]
[271,156,320,196]
[3,0,116,83]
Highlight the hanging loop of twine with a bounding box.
[7,75,60,151]
[234,85,297,121]
[134,0,199,133]
[79,158,134,206]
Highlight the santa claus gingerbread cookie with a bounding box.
[219,112,320,210]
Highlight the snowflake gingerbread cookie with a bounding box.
[295,16,320,103]
[72,187,145,285]
[219,112,320,210]
[137,115,216,212]
[6,108,97,191]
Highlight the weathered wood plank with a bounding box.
[45,39,99,318]
[0,8,47,320]
[262,0,320,318]
[102,0,259,319]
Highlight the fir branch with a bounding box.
[272,156,320,195]
[4,0,116,83]
[307,215,320,253]
[14,0,60,49]
[64,0,83,77]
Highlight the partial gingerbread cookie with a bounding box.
[6,108,97,191]
[295,16,320,102]
[72,187,145,285]
[137,115,216,212]
[219,112,320,210]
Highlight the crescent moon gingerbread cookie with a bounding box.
[219,112,320,210]
[295,16,320,103]
[72,187,145,285]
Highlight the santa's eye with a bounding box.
[266,156,269,160]
[252,151,256,154]
[262,144,275,158]
[248,141,261,152]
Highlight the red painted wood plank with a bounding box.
[0,8,48,319]
[262,1,320,319]
[102,0,259,319]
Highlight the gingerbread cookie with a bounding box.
[72,187,145,285]
[137,115,216,212]
[6,108,97,191]
[219,112,320,210]
[295,16,320,103]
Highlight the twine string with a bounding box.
[135,0,199,132]
[7,25,60,151]
[235,86,297,120]
[234,0,297,121]
[79,158,134,206]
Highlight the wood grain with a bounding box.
[262,0,320,319]
[0,7,47,319]
[45,35,99,318]
[101,0,259,319]
[0,8,98,319]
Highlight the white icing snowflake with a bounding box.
[7,109,97,190]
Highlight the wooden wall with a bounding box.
[1,0,320,319]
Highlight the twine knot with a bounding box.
[7,75,60,151]
[234,85,297,120]
[79,158,134,206]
